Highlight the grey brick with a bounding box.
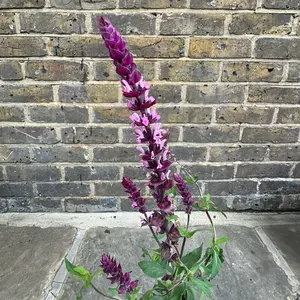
[277,108,300,124]
[65,166,120,181]
[93,146,139,162]
[216,107,274,124]
[186,164,235,180]
[0,199,8,213]
[20,13,86,34]
[0,127,59,144]
[172,146,207,162]
[262,0,300,9]
[92,13,156,35]
[81,0,116,9]
[37,183,90,197]
[248,86,300,104]
[123,166,147,180]
[0,0,45,8]
[150,85,182,103]
[93,107,131,124]
[95,182,126,196]
[65,197,118,212]
[0,107,25,122]
[210,146,267,162]
[0,13,16,34]
[269,146,300,161]
[160,13,224,35]
[0,61,22,80]
[61,127,118,144]
[0,37,47,57]
[236,163,291,178]
[119,0,187,8]
[58,84,119,103]
[49,0,81,9]
[0,85,53,103]
[32,146,88,163]
[279,195,300,210]
[259,180,300,194]
[183,126,240,143]
[205,180,258,195]
[160,61,219,82]
[190,0,256,9]
[186,85,245,104]
[29,106,88,123]
[6,165,61,182]
[292,164,300,177]
[7,198,31,212]
[121,197,157,212]
[0,183,33,197]
[0,167,4,181]
[0,146,30,163]
[242,128,299,143]
[7,198,63,212]
[287,63,300,82]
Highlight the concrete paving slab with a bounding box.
[58,226,294,300]
[262,224,300,280]
[0,226,76,300]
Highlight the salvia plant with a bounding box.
[65,16,229,300]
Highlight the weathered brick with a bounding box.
[210,146,267,162]
[190,0,256,9]
[92,13,156,35]
[236,163,291,178]
[216,107,274,124]
[81,0,116,9]
[95,182,126,196]
[229,14,292,35]
[0,37,47,57]
[186,85,245,104]
[95,60,155,81]
[150,85,182,103]
[0,146,30,163]
[269,146,300,161]
[159,107,212,124]
[6,165,61,182]
[93,107,131,124]
[123,166,147,180]
[279,195,300,211]
[29,106,88,123]
[0,166,4,181]
[0,199,8,213]
[287,63,300,82]
[262,0,300,9]
[248,86,300,104]
[51,37,107,58]
[0,183,33,197]
[0,85,53,103]
[0,13,16,34]
[121,197,157,212]
[26,61,88,82]
[127,37,185,58]
[0,127,58,144]
[58,84,119,103]
[293,164,300,177]
[0,61,22,80]
[32,146,88,163]
[160,13,224,35]
[277,108,300,124]
[49,0,81,9]
[205,180,258,195]
[122,126,180,143]
[172,146,207,162]
[160,61,219,82]
[65,198,118,212]
[0,0,45,8]
[186,165,234,180]
[259,180,300,194]
[119,0,187,8]
[189,38,251,58]
[20,13,85,34]
[222,62,283,82]
[61,127,118,144]
[37,183,90,197]
[183,126,240,143]
[93,146,139,162]
[0,107,24,122]
[256,38,300,59]
[65,166,120,181]
[242,128,299,143]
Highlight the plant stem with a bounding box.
[143,213,161,247]
[180,213,190,258]
[90,282,122,300]
[205,210,216,244]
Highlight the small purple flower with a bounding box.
[167,223,181,244]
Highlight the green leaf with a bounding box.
[181,245,203,269]
[178,226,201,239]
[159,260,173,273]
[210,249,222,279]
[140,247,152,259]
[129,286,141,300]
[185,175,200,185]
[190,278,214,298]
[193,203,201,210]
[169,283,186,300]
[157,233,165,240]
[65,258,77,275]
[208,205,227,218]
[108,287,119,296]
[140,290,154,300]
[215,237,230,245]
[166,215,179,222]
[166,185,178,197]
[150,296,164,300]
[186,283,198,300]
[138,261,166,278]
[93,268,103,277]
[77,286,84,300]
[74,266,90,277]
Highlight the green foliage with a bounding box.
[185,175,200,185]
[181,245,202,269]
[76,286,84,300]
[138,261,166,278]
[166,185,178,197]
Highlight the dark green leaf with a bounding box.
[65,258,77,274]
[190,278,214,298]
[186,283,198,300]
[181,245,203,269]
[169,283,186,300]
[193,203,201,210]
[150,296,164,300]
[77,286,84,300]
[215,237,230,245]
[210,249,222,279]
[138,261,166,278]
[159,261,173,273]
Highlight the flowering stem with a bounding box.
[205,210,216,244]
[143,213,161,247]
[90,282,122,300]
[180,213,190,258]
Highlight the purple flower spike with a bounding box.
[174,173,195,214]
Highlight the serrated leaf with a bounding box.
[181,245,202,269]
[77,286,84,300]
[138,261,166,278]
[215,237,230,245]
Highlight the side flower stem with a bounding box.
[143,213,161,247]
[180,213,190,258]
[90,282,122,300]
[205,210,216,244]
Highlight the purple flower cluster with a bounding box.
[101,254,138,295]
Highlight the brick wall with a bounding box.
[0,0,300,213]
